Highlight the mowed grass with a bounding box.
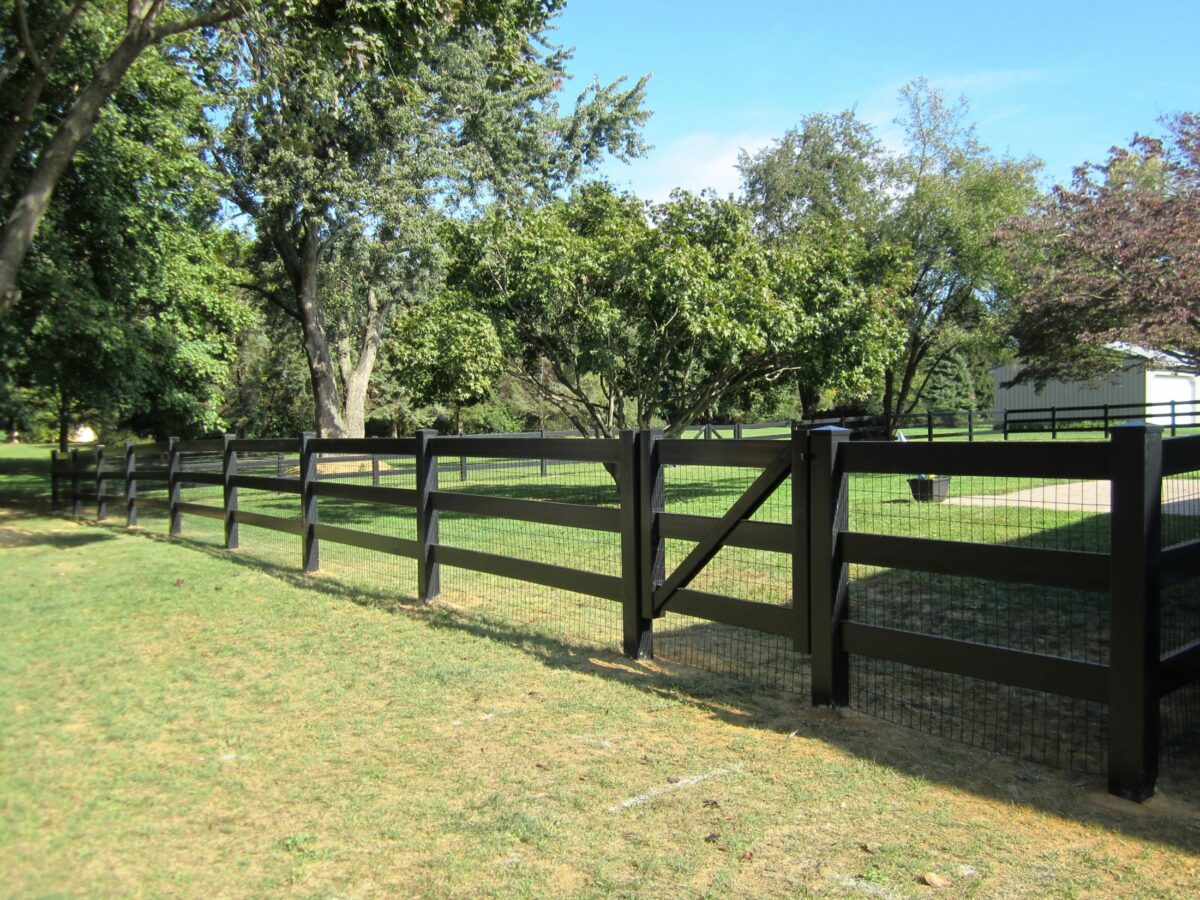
[5,443,1200,896]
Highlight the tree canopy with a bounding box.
[1004,114,1200,384]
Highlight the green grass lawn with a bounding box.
[6,441,1200,896]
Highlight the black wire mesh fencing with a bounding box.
[46,423,1200,799]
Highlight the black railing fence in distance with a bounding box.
[48,422,1200,800]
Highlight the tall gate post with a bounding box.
[619,430,653,658]
[124,441,137,527]
[300,431,319,572]
[167,436,181,536]
[95,444,106,521]
[639,429,666,633]
[809,426,851,707]
[223,433,239,550]
[50,450,61,512]
[70,448,81,518]
[1108,422,1163,800]
[791,427,811,652]
[416,428,440,601]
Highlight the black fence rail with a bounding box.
[48,423,1199,800]
[1003,398,1200,439]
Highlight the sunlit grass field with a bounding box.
[5,440,1200,896]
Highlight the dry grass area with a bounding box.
[2,500,1200,898]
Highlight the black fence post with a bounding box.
[1003,409,1010,440]
[371,455,380,487]
[70,448,81,518]
[810,426,851,707]
[1104,404,1111,438]
[620,429,652,659]
[791,426,811,653]
[50,450,60,512]
[167,436,181,536]
[539,428,548,477]
[124,441,137,527]
[968,409,974,442]
[300,431,318,572]
[926,410,934,442]
[223,433,239,550]
[1171,400,1177,437]
[734,422,743,440]
[1107,422,1163,800]
[1051,407,1058,439]
[639,428,665,635]
[416,428,440,601]
[95,444,106,521]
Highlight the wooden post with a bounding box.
[1171,400,1177,437]
[734,422,743,440]
[539,428,548,477]
[371,455,380,487]
[1107,422,1162,800]
[791,427,810,653]
[1104,404,1111,438]
[926,410,934,442]
[124,441,137,527]
[620,430,652,659]
[1003,409,1010,441]
[50,450,61,512]
[167,436,181,536]
[95,444,106,521]
[809,426,851,707]
[416,428,440,601]
[300,431,318,572]
[70,448,81,518]
[1051,406,1058,439]
[638,428,665,633]
[223,433,238,550]
[968,409,974,442]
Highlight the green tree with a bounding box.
[2,29,249,448]
[739,80,1039,432]
[384,295,503,433]
[209,3,648,437]
[449,183,892,437]
[0,0,251,315]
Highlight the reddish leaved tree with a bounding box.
[1004,113,1200,384]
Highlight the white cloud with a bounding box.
[603,131,775,204]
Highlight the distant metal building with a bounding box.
[992,346,1200,427]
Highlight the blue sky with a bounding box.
[551,0,1200,202]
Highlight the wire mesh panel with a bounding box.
[132,449,171,531]
[655,457,809,695]
[1160,460,1200,770]
[845,471,1112,773]
[234,449,301,568]
[176,450,225,545]
[434,450,622,651]
[312,450,417,593]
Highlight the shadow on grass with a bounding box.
[81,517,1200,853]
[0,528,116,549]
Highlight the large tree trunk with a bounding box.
[294,222,348,437]
[0,25,152,316]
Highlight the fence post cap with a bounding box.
[811,425,852,435]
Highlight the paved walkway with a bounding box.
[945,479,1200,515]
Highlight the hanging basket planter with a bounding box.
[907,475,952,502]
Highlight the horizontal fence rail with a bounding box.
[46,420,1200,801]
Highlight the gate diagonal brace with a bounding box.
[652,448,793,616]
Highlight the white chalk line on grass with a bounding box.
[606,765,743,812]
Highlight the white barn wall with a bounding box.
[991,362,1147,426]
[1146,371,1199,426]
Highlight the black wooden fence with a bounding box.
[49,423,1200,800]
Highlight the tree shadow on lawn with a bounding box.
[0,526,116,549]
[92,518,1200,852]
